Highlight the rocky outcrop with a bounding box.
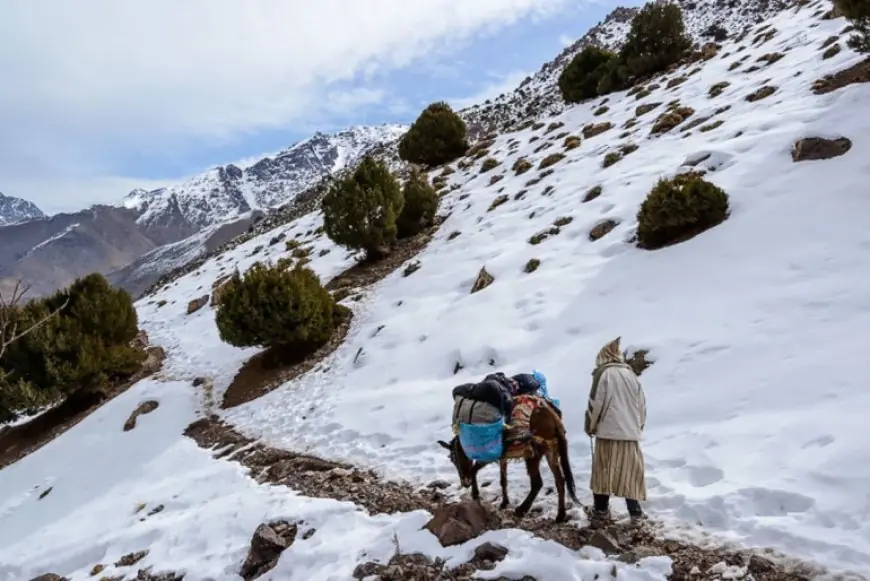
[471,267,494,294]
[240,520,298,580]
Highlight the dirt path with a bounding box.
[185,415,822,581]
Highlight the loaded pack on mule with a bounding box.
[437,370,579,522]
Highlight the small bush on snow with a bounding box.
[636,173,730,250]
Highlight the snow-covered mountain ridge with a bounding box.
[0,191,44,226]
[121,124,408,231]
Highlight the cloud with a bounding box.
[450,70,532,111]
[0,0,570,211]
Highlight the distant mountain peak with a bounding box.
[0,191,45,226]
[119,124,408,232]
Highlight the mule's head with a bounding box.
[437,436,474,488]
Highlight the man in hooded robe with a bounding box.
[585,336,648,522]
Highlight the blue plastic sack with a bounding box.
[458,420,504,462]
[549,398,560,409]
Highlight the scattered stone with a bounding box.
[588,530,620,554]
[745,85,777,102]
[582,122,613,139]
[651,107,695,134]
[240,520,298,580]
[488,173,505,186]
[583,186,603,203]
[791,137,852,161]
[186,295,209,315]
[708,81,731,97]
[115,550,149,568]
[447,231,461,241]
[123,400,160,432]
[563,135,581,150]
[90,564,106,576]
[488,194,509,211]
[538,153,565,170]
[403,261,421,277]
[822,44,842,59]
[471,267,495,294]
[473,542,509,564]
[635,102,661,116]
[512,157,532,175]
[524,258,541,273]
[594,105,610,116]
[147,504,165,516]
[192,377,207,387]
[617,546,660,564]
[38,486,53,500]
[424,500,497,547]
[27,575,67,581]
[589,219,619,241]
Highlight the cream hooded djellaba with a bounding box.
[584,336,647,440]
[586,336,649,503]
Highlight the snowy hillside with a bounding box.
[459,0,794,133]
[0,191,44,226]
[122,125,409,231]
[2,1,870,580]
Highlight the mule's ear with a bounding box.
[437,440,451,450]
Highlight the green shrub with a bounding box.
[215,263,339,352]
[834,0,870,52]
[636,173,730,249]
[0,273,143,419]
[558,46,619,103]
[398,102,469,166]
[321,156,403,259]
[620,2,692,79]
[397,169,438,238]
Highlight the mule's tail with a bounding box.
[556,427,579,503]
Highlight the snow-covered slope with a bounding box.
[121,124,408,231]
[3,0,870,579]
[0,191,44,226]
[459,0,794,133]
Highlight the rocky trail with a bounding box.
[182,416,823,581]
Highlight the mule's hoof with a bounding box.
[499,501,510,510]
[555,512,568,523]
[513,507,528,519]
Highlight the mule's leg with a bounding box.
[471,462,483,500]
[545,447,568,522]
[499,458,509,509]
[514,455,544,519]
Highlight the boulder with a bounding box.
[28,574,67,581]
[791,137,852,161]
[470,267,494,294]
[186,295,209,314]
[240,520,298,580]
[423,500,496,547]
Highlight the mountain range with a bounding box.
[0,0,789,299]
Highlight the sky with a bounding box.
[0,0,636,215]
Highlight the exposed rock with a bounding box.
[131,330,149,350]
[123,400,160,432]
[186,295,209,314]
[38,486,53,500]
[139,346,165,378]
[473,542,509,563]
[791,137,852,161]
[589,219,619,241]
[132,569,185,581]
[812,57,870,94]
[115,550,149,568]
[240,520,298,580]
[424,499,497,547]
[27,575,67,581]
[617,545,660,563]
[470,267,495,294]
[588,530,620,554]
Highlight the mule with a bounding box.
[438,396,579,522]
